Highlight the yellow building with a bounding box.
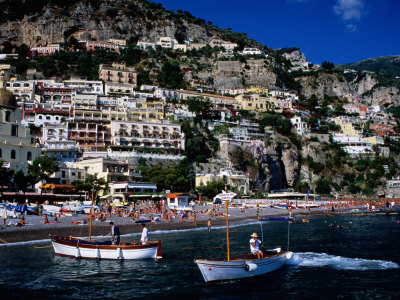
[0,64,15,86]
[128,98,164,122]
[246,86,269,95]
[235,94,273,112]
[72,94,98,110]
[332,116,364,137]
[363,136,384,145]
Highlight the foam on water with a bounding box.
[0,238,51,247]
[287,252,399,271]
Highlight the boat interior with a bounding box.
[197,249,287,262]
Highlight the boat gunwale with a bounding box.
[195,251,288,263]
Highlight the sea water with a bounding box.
[0,214,399,299]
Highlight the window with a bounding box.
[11,150,16,159]
[0,148,2,157]
[11,125,18,137]
[62,171,65,178]
[27,151,32,160]
[5,111,11,122]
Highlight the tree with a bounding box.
[28,155,60,187]
[174,30,185,44]
[0,160,13,196]
[196,180,225,200]
[86,174,108,197]
[186,97,214,120]
[315,178,331,194]
[321,61,334,70]
[14,170,32,194]
[157,61,184,89]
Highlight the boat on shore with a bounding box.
[195,191,293,284]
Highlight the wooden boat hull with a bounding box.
[51,236,162,260]
[195,251,293,283]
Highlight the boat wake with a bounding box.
[287,252,399,271]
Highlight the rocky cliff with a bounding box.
[0,0,266,50]
[297,72,400,107]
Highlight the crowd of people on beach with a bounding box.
[1,197,399,232]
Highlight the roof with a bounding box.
[166,193,187,198]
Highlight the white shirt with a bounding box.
[249,238,261,253]
[141,227,148,244]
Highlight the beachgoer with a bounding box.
[249,233,264,259]
[16,216,26,227]
[193,212,197,227]
[109,221,120,245]
[207,218,212,232]
[289,206,293,218]
[140,223,148,245]
[44,216,49,224]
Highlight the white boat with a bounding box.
[62,201,84,213]
[42,204,61,216]
[51,193,162,260]
[196,249,293,284]
[51,236,162,260]
[82,201,99,214]
[195,191,293,284]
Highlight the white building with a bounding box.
[156,37,177,49]
[105,82,136,95]
[64,79,104,94]
[210,39,237,51]
[242,48,264,56]
[173,44,187,52]
[137,41,156,50]
[0,87,41,172]
[196,167,250,195]
[291,116,310,136]
[332,134,374,157]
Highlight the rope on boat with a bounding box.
[0,237,9,244]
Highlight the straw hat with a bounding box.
[250,233,258,238]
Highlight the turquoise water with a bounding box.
[0,214,399,299]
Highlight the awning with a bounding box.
[166,193,187,198]
[111,183,128,189]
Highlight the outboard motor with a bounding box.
[244,262,258,272]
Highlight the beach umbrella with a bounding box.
[2,207,7,225]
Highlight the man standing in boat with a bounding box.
[110,221,120,245]
[140,223,148,245]
[249,233,264,259]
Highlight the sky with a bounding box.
[153,0,400,65]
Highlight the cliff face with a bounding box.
[282,49,309,71]
[0,2,213,47]
[298,72,400,107]
[213,60,277,90]
[254,135,300,192]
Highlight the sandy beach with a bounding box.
[2,201,386,245]
[0,205,337,244]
